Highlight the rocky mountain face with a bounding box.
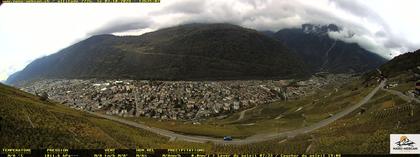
[6,23,308,85]
[272,24,387,74]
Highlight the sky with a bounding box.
[1,0,420,82]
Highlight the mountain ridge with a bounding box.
[363,49,420,81]
[6,23,308,84]
[271,24,387,74]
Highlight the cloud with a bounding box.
[88,17,153,35]
[328,29,387,56]
[140,0,402,58]
[160,0,420,58]
[327,0,420,57]
[329,0,388,29]
[0,73,7,82]
[2,0,420,81]
[0,63,28,82]
[156,0,206,15]
[84,0,419,59]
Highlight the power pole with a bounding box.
[414,66,420,96]
[410,103,414,117]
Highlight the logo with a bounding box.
[396,136,415,147]
[390,134,420,154]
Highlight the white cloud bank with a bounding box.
[1,0,420,81]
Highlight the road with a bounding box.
[376,68,419,104]
[88,79,386,145]
[381,87,420,104]
[230,106,257,123]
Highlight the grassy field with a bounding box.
[281,77,419,154]
[205,76,418,154]
[308,91,418,154]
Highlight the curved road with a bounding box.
[381,87,420,104]
[88,79,386,145]
[230,106,257,123]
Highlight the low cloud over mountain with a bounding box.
[89,0,419,58]
[1,0,420,81]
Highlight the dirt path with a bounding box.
[87,79,386,145]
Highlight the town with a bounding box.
[19,74,351,121]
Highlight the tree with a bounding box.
[39,92,49,101]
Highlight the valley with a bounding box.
[2,69,418,154]
[12,73,386,140]
[1,22,419,154]
[17,74,350,122]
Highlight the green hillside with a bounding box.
[364,49,420,82]
[209,75,420,154]
[378,49,420,77]
[7,23,308,84]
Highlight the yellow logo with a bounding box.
[396,136,415,147]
